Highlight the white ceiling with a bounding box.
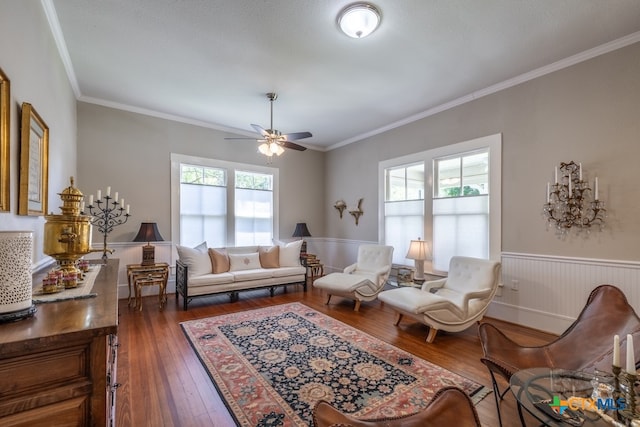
[47,0,640,151]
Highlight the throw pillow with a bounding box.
[176,242,210,276]
[259,245,280,268]
[274,239,303,267]
[208,248,230,273]
[228,252,261,271]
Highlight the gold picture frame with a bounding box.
[0,68,9,212]
[19,102,49,216]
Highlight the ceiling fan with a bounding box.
[226,92,312,157]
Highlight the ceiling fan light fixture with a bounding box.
[337,3,381,38]
[271,142,285,156]
[258,143,272,156]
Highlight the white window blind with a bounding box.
[432,150,489,271]
[384,163,424,265]
[235,170,274,246]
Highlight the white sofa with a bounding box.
[175,241,307,310]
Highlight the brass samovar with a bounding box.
[44,177,95,277]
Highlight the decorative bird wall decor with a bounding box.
[334,200,347,218]
[349,198,364,226]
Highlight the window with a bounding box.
[384,163,425,265]
[171,154,279,249]
[379,134,501,273]
[179,164,227,248]
[432,150,489,271]
[234,170,274,246]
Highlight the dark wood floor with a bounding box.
[115,281,557,427]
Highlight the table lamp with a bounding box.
[133,222,164,265]
[406,238,431,283]
[292,222,311,254]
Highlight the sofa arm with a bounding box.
[176,259,189,310]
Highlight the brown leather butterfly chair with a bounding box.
[479,284,640,427]
[312,386,481,427]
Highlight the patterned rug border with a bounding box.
[181,302,490,426]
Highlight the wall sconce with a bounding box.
[334,200,347,218]
[349,198,364,225]
[406,237,431,283]
[542,161,606,237]
[133,222,164,265]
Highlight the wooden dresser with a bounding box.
[0,259,119,427]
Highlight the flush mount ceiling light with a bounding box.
[337,3,381,38]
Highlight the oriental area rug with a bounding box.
[181,302,490,426]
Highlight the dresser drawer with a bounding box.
[0,344,89,398]
[0,396,89,427]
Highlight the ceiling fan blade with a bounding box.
[281,140,307,151]
[281,131,312,141]
[224,137,260,140]
[251,124,270,137]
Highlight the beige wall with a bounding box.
[0,1,77,267]
[76,103,325,244]
[325,41,640,262]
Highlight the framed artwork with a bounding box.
[0,68,9,212]
[19,102,49,216]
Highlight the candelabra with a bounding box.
[542,161,606,237]
[612,366,638,423]
[83,188,131,261]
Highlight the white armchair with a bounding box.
[313,245,394,311]
[378,256,501,343]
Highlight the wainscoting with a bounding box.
[491,252,640,334]
[81,239,640,335]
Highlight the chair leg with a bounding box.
[325,294,332,305]
[393,312,403,326]
[426,327,438,343]
[354,300,361,312]
[488,369,510,427]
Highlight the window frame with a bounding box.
[378,133,502,273]
[170,153,280,255]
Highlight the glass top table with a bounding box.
[510,368,619,426]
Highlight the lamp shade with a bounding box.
[406,238,430,260]
[133,222,164,243]
[292,223,312,238]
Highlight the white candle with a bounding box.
[555,167,558,184]
[546,182,550,203]
[627,334,635,373]
[114,192,118,202]
[594,177,599,200]
[126,204,130,215]
[80,201,85,212]
[614,335,620,367]
[96,190,101,200]
[579,163,582,181]
[120,198,125,208]
[106,186,111,197]
[89,195,94,206]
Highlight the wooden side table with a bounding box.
[303,253,324,282]
[127,262,169,310]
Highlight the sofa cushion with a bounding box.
[275,239,303,267]
[208,248,230,273]
[229,252,262,271]
[177,242,210,277]
[231,269,273,281]
[188,272,234,287]
[259,245,280,268]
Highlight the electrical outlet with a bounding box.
[511,279,519,291]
